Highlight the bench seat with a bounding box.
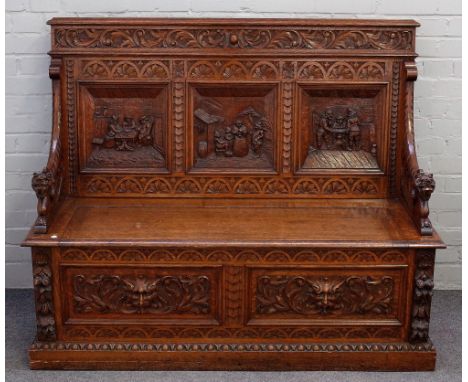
[24,198,443,248]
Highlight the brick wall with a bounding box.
[5,0,462,288]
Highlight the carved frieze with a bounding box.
[54,28,413,51]
[62,324,401,341]
[73,274,211,315]
[80,60,170,79]
[256,275,395,315]
[61,247,409,265]
[298,61,386,81]
[82,175,385,196]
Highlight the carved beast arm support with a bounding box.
[400,62,435,236]
[31,58,64,233]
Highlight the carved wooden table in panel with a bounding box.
[23,18,444,371]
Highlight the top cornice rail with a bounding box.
[49,18,418,53]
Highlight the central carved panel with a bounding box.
[190,85,277,172]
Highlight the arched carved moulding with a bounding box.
[185,60,387,81]
[188,60,280,80]
[80,60,170,79]
[81,175,385,198]
[61,247,409,264]
[81,175,386,197]
[297,61,386,81]
[62,325,401,341]
[53,28,414,51]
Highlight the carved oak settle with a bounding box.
[23,18,445,371]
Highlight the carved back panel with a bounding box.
[49,18,418,199]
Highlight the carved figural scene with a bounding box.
[79,84,168,171]
[191,85,275,171]
[298,86,386,170]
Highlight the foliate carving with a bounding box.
[410,250,435,343]
[80,60,170,79]
[188,60,280,81]
[32,249,56,341]
[83,175,384,197]
[73,274,211,315]
[61,247,409,265]
[225,266,243,324]
[298,61,386,81]
[54,28,413,51]
[31,340,434,353]
[256,275,394,315]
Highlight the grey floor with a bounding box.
[5,289,461,382]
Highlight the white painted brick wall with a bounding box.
[5,0,462,289]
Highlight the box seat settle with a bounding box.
[23,17,445,371]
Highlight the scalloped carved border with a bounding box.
[80,176,385,197]
[61,247,409,264]
[79,60,171,79]
[53,28,414,51]
[62,325,400,341]
[77,59,387,81]
[297,61,386,81]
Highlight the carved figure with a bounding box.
[94,114,155,151]
[231,120,249,157]
[312,106,364,151]
[252,119,267,155]
[204,106,271,159]
[347,108,361,150]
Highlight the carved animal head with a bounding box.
[312,277,345,313]
[32,171,53,198]
[415,170,435,201]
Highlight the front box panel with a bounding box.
[57,247,411,343]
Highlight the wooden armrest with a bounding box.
[31,58,64,233]
[400,62,435,236]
